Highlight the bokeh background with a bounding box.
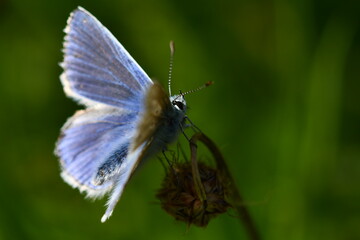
[0,0,359,239]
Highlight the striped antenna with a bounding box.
[168,41,175,96]
[181,81,214,96]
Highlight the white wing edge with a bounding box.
[61,170,113,199]
[60,70,103,108]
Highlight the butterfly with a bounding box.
[55,7,189,222]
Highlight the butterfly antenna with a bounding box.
[181,81,214,96]
[168,41,175,96]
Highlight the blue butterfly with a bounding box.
[55,7,187,222]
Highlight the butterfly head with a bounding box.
[170,94,187,113]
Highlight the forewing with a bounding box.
[55,106,138,198]
[61,7,153,110]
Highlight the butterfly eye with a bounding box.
[173,101,184,111]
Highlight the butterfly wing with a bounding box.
[58,7,186,222]
[101,142,148,222]
[61,7,153,110]
[55,106,138,198]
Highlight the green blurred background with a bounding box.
[0,0,359,239]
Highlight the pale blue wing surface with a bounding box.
[61,7,153,110]
[55,106,139,198]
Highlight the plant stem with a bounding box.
[190,138,207,203]
[189,132,260,240]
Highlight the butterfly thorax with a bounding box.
[131,82,186,158]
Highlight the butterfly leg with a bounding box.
[161,149,181,185]
[179,123,190,141]
[161,149,177,169]
[184,116,202,133]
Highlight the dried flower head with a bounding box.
[156,161,230,227]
